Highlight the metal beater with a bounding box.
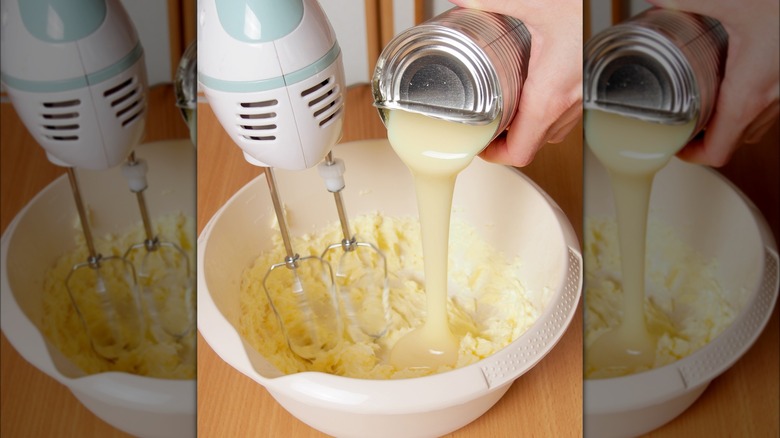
[65,168,145,361]
[121,151,194,342]
[263,168,341,360]
[318,152,391,341]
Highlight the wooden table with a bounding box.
[3,82,776,437]
[0,85,191,437]
[195,84,585,437]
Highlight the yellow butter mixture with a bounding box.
[42,213,195,379]
[240,213,541,379]
[584,217,737,379]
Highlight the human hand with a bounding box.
[449,0,583,167]
[647,0,780,167]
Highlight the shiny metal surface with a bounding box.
[373,7,531,139]
[584,8,727,135]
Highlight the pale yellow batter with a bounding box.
[42,213,196,379]
[584,217,736,379]
[239,213,540,379]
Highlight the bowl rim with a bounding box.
[583,162,780,415]
[197,138,583,415]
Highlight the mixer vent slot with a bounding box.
[104,76,145,127]
[43,99,80,108]
[301,77,342,127]
[239,99,278,141]
[43,112,78,120]
[41,99,81,141]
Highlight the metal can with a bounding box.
[584,8,728,136]
[372,7,531,138]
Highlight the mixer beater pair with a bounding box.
[64,152,193,362]
[263,152,391,360]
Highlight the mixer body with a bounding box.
[198,0,345,170]
[0,0,147,170]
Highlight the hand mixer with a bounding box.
[198,0,390,358]
[0,0,149,360]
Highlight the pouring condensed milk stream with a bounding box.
[583,8,728,375]
[373,7,531,369]
[585,110,694,373]
[387,111,499,368]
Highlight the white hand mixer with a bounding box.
[198,0,390,359]
[1,0,192,359]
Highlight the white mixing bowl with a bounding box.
[1,140,196,438]
[198,139,582,438]
[583,150,779,437]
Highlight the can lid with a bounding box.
[584,8,727,129]
[372,25,501,126]
[584,25,698,125]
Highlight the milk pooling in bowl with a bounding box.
[385,110,499,369]
[585,109,695,376]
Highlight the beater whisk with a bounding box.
[121,151,194,342]
[262,168,341,360]
[65,168,145,361]
[318,152,391,341]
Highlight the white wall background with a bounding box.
[119,0,173,86]
[320,0,457,86]
[589,0,652,35]
[318,1,370,86]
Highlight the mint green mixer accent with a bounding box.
[198,42,340,93]
[0,42,143,93]
[18,0,107,43]
[215,0,304,43]
[88,43,144,85]
[197,72,286,94]
[284,42,340,85]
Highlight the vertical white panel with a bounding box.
[393,1,415,35]
[590,0,653,36]
[119,0,172,85]
[630,0,652,16]
[431,0,453,18]
[319,0,369,85]
[589,0,613,35]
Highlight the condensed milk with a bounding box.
[386,109,498,370]
[585,109,695,375]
